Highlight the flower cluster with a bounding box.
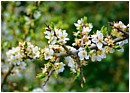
[44,27,69,45]
[6,42,41,74]
[39,17,129,83]
[72,17,129,63]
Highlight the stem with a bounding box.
[1,64,14,89]
[108,22,129,36]
[42,58,59,91]
[42,69,54,91]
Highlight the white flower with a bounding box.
[49,36,57,45]
[56,29,69,44]
[117,39,128,46]
[44,30,57,45]
[65,56,75,68]
[55,62,66,74]
[82,26,92,33]
[118,48,124,52]
[78,47,89,60]
[89,49,106,62]
[32,46,40,59]
[74,18,83,29]
[6,46,23,64]
[32,88,43,92]
[34,11,41,19]
[104,46,115,54]
[44,48,54,60]
[114,21,126,29]
[92,30,104,50]
[96,48,106,61]
[89,50,97,62]
[44,31,54,39]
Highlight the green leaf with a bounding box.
[74,67,81,80]
[114,45,122,49]
[85,45,90,52]
[54,72,58,78]
[78,26,82,32]
[36,73,46,79]
[84,16,87,23]
[50,23,54,29]
[101,26,107,36]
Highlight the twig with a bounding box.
[42,69,54,91]
[108,22,129,36]
[1,64,14,89]
[42,58,59,91]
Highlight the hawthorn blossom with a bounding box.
[82,35,91,46]
[78,47,89,60]
[104,46,115,54]
[44,30,54,39]
[117,39,128,46]
[65,56,76,73]
[89,50,97,62]
[44,30,57,45]
[117,48,124,52]
[55,29,69,44]
[54,62,66,74]
[32,46,40,59]
[91,30,104,50]
[82,27,91,34]
[44,48,54,60]
[32,88,43,92]
[114,21,126,29]
[74,18,83,30]
[6,46,24,65]
[96,48,106,61]
[111,29,123,38]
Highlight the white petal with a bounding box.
[85,55,89,59]
[96,56,102,61]
[97,42,103,49]
[79,56,84,60]
[118,48,124,52]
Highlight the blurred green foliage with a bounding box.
[1,1,129,92]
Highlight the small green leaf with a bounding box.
[74,67,81,80]
[85,45,90,52]
[79,26,82,32]
[54,72,58,78]
[50,23,54,29]
[101,26,107,36]
[114,45,122,49]
[36,73,46,79]
[84,16,87,23]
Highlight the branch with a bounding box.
[42,58,60,91]
[1,64,14,89]
[55,36,128,58]
[108,22,129,36]
[42,68,54,91]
